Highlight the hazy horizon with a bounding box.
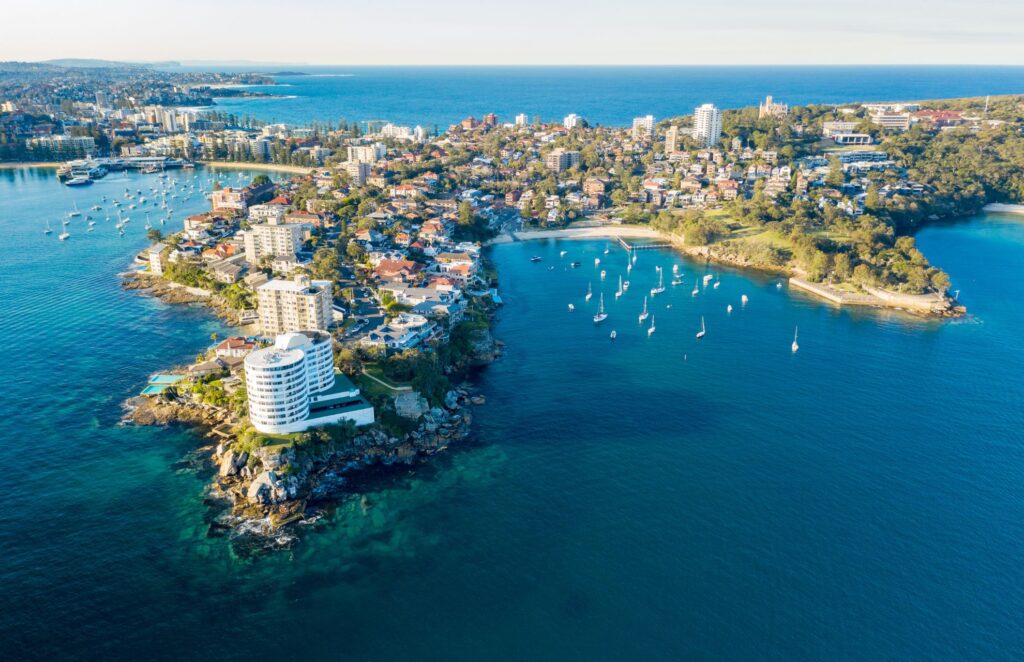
[4,0,1023,66]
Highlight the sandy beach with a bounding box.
[0,162,60,170]
[199,161,317,176]
[983,203,1024,215]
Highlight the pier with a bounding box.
[616,236,672,251]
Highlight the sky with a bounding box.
[3,0,1024,65]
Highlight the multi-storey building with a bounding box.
[632,115,655,140]
[256,275,332,336]
[545,148,581,172]
[244,217,308,264]
[245,331,374,434]
[693,104,722,148]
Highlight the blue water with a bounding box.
[204,65,1024,128]
[2,163,1024,658]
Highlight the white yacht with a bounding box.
[585,283,593,302]
[638,296,649,323]
[647,316,656,336]
[791,327,799,353]
[696,316,706,340]
[593,294,608,324]
[650,271,665,296]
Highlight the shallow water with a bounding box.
[2,165,1023,658]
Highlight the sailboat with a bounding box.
[67,202,81,218]
[622,280,630,291]
[44,221,53,235]
[703,274,713,286]
[603,243,610,255]
[691,280,699,296]
[638,296,649,323]
[741,294,749,305]
[727,304,733,314]
[600,269,607,281]
[59,229,70,241]
[593,293,608,323]
[713,280,720,289]
[594,257,601,267]
[585,283,593,302]
[791,327,799,353]
[647,316,656,336]
[650,271,665,296]
[672,264,680,275]
[568,303,575,312]
[627,262,632,274]
[615,276,623,299]
[696,316,706,340]
[631,249,637,265]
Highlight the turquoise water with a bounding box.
[204,65,1024,128]
[3,165,1024,658]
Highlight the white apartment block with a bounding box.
[245,331,374,434]
[632,115,655,140]
[342,161,371,186]
[257,275,332,337]
[693,104,722,148]
[347,143,387,163]
[244,217,308,264]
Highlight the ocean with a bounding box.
[2,68,1024,659]
[202,65,1024,128]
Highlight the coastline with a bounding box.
[982,203,1024,215]
[0,161,60,170]
[199,160,316,175]
[509,223,962,317]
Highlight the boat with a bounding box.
[622,280,630,292]
[610,330,617,340]
[44,222,53,235]
[58,230,70,241]
[594,258,601,267]
[67,202,81,217]
[791,327,799,353]
[727,304,733,313]
[560,250,567,257]
[691,281,699,297]
[671,276,684,286]
[703,274,713,286]
[650,271,665,296]
[627,263,632,274]
[568,303,575,312]
[603,244,610,255]
[631,249,637,265]
[600,269,607,281]
[777,282,783,289]
[696,316,706,339]
[88,220,96,227]
[64,176,92,187]
[615,276,623,299]
[91,205,102,211]
[530,256,542,262]
[61,218,70,226]
[593,294,608,323]
[585,283,593,302]
[647,316,656,336]
[741,294,749,305]
[713,281,720,289]
[672,264,680,274]
[87,225,94,233]
[638,296,649,323]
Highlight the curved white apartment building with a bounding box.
[245,331,374,434]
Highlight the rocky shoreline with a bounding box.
[120,271,502,552]
[121,271,247,326]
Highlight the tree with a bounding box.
[826,156,844,187]
[458,200,475,226]
[146,228,163,242]
[251,174,271,187]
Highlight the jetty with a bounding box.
[616,236,672,252]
